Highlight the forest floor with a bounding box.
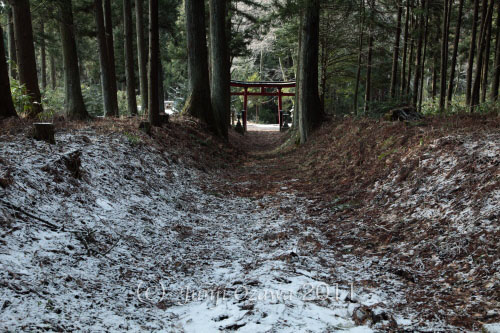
[0,115,498,332]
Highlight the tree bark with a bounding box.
[439,0,451,110]
[418,0,429,111]
[364,0,375,113]
[183,0,218,132]
[135,0,148,114]
[95,0,114,117]
[390,0,403,98]
[50,54,57,89]
[159,57,165,114]
[298,0,322,143]
[353,0,365,114]
[466,0,480,106]
[59,0,89,120]
[481,7,492,103]
[40,21,47,91]
[7,7,17,79]
[148,0,160,126]
[471,0,494,108]
[209,0,230,138]
[491,1,500,101]
[123,0,138,115]
[400,0,410,96]
[104,0,119,116]
[9,0,43,117]
[446,0,464,106]
[412,0,425,107]
[0,24,17,119]
[406,13,415,97]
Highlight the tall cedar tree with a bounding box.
[40,22,47,90]
[59,0,90,120]
[491,1,500,101]
[0,24,17,119]
[209,0,230,138]
[7,7,17,79]
[439,0,450,110]
[8,0,43,117]
[353,0,364,114]
[183,0,218,133]
[50,54,57,89]
[364,0,374,112]
[447,0,464,106]
[481,4,493,103]
[124,0,138,115]
[136,0,148,114]
[400,0,410,96]
[466,0,480,106]
[390,0,403,98]
[95,0,115,117]
[104,0,119,116]
[149,0,160,126]
[412,0,425,107]
[298,0,322,143]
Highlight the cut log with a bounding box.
[33,123,55,144]
[384,106,423,122]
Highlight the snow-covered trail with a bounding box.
[0,128,382,332]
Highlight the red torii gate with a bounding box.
[230,80,296,131]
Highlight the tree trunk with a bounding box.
[50,54,57,89]
[40,21,47,91]
[390,0,403,98]
[471,0,494,108]
[159,54,165,114]
[400,0,410,96]
[466,0,480,106]
[183,0,218,132]
[9,0,43,118]
[123,0,138,116]
[298,0,322,143]
[446,0,464,106]
[406,13,415,97]
[104,0,119,116]
[95,0,114,117]
[418,1,429,111]
[209,0,230,138]
[412,0,425,107]
[148,0,160,126]
[364,0,375,113]
[0,24,17,119]
[353,0,365,114]
[491,1,500,101]
[7,7,17,79]
[439,0,451,110]
[481,8,492,103]
[432,54,438,99]
[59,0,89,120]
[135,0,148,114]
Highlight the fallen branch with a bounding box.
[0,198,59,231]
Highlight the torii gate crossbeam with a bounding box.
[230,80,296,131]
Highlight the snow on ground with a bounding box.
[0,128,377,332]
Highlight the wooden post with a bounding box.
[243,87,248,131]
[278,87,283,127]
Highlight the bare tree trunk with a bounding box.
[135,0,148,114]
[123,0,138,115]
[95,0,114,116]
[9,0,43,118]
[406,13,415,97]
[209,0,230,138]
[390,0,403,98]
[491,1,500,101]
[364,0,375,113]
[7,7,17,79]
[104,0,119,116]
[447,0,464,106]
[158,56,165,114]
[353,0,365,114]
[0,24,17,119]
[148,0,160,126]
[400,0,410,96]
[412,0,425,106]
[183,0,218,132]
[40,21,47,91]
[439,0,451,110]
[59,0,89,120]
[432,54,438,99]
[50,54,57,89]
[481,9,492,103]
[466,0,480,106]
[471,0,494,108]
[418,1,429,111]
[298,0,321,143]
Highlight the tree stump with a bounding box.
[33,123,55,144]
[139,121,151,135]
